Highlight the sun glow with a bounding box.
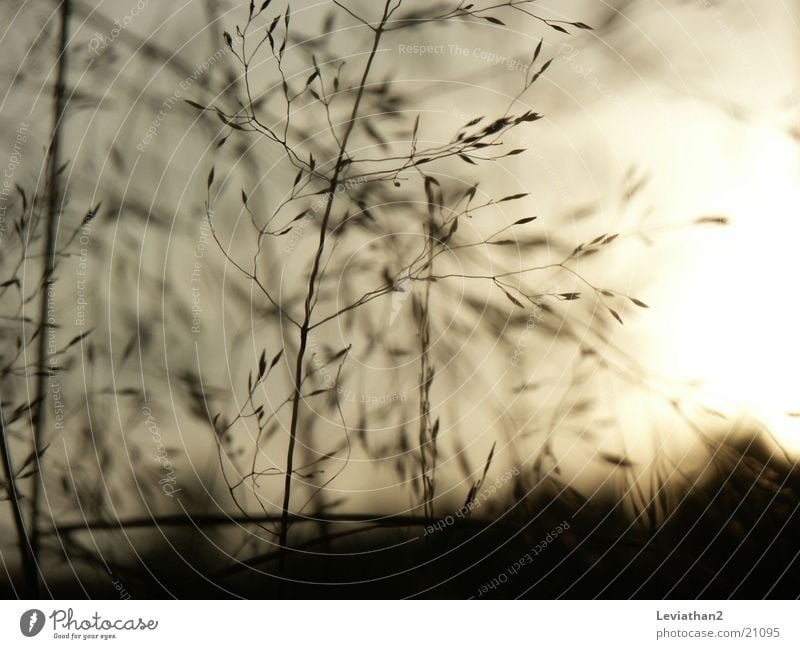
[650,122,800,452]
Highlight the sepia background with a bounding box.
[1,0,799,598]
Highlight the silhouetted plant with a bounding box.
[1,0,762,599]
[0,0,78,598]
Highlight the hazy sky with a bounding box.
[1,0,798,523]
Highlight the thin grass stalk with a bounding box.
[279,0,396,564]
[418,220,436,521]
[30,0,71,595]
[0,404,37,595]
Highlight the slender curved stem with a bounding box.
[30,0,71,598]
[279,0,394,566]
[0,405,37,596]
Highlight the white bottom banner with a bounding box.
[1,600,797,647]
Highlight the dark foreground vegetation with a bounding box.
[7,427,795,599]
[2,0,797,601]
